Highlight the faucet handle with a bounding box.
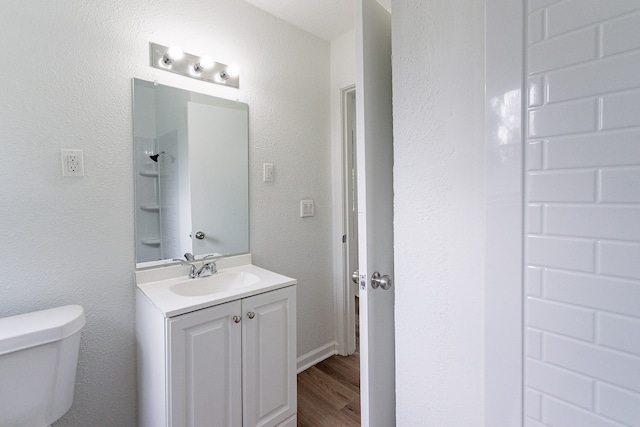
[196,261,218,277]
[198,253,227,262]
[172,259,198,278]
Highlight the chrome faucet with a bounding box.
[195,262,217,277]
[173,254,225,279]
[195,254,225,278]
[173,252,224,279]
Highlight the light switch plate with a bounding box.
[263,163,274,182]
[300,199,314,217]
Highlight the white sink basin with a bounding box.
[136,256,296,317]
[169,272,260,297]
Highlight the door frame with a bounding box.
[334,84,358,356]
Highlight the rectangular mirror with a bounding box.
[133,78,249,268]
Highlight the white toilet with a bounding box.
[0,305,85,427]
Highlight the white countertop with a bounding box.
[135,255,296,317]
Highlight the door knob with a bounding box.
[351,270,359,284]
[371,272,392,290]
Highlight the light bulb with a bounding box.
[167,46,183,60]
[161,45,183,66]
[226,64,240,78]
[199,56,214,69]
[193,55,214,74]
[219,64,240,81]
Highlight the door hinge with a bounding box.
[342,234,347,243]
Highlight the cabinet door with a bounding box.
[169,300,242,427]
[242,286,296,427]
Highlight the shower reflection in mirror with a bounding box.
[133,79,249,268]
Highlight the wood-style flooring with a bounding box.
[297,352,360,426]
[297,297,360,426]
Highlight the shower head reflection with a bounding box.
[149,151,174,163]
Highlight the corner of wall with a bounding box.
[484,0,524,425]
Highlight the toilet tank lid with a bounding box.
[0,305,85,356]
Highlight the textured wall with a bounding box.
[0,1,333,425]
[391,0,486,425]
[524,2,640,426]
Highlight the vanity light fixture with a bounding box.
[149,42,240,88]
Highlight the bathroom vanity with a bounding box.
[136,254,297,427]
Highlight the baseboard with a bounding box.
[296,341,338,373]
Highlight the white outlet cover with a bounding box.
[61,149,85,177]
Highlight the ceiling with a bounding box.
[242,0,391,41]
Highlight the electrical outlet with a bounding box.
[61,149,85,177]
[300,199,314,217]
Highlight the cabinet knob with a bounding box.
[233,315,241,323]
[247,312,255,319]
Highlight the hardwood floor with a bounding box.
[298,297,360,426]
[297,352,360,426]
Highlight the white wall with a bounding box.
[391,0,486,425]
[0,1,334,425]
[524,2,640,426]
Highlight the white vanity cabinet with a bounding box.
[137,284,297,427]
[168,299,242,426]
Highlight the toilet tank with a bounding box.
[0,305,85,427]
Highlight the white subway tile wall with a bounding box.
[599,169,640,202]
[528,140,544,170]
[528,10,546,44]
[527,358,594,409]
[598,241,640,280]
[525,2,640,426]
[527,266,544,297]
[528,170,597,202]
[526,387,543,421]
[527,327,544,359]
[602,12,640,56]
[527,235,595,272]
[601,90,640,129]
[525,419,547,427]
[527,204,543,234]
[543,396,620,427]
[597,384,640,427]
